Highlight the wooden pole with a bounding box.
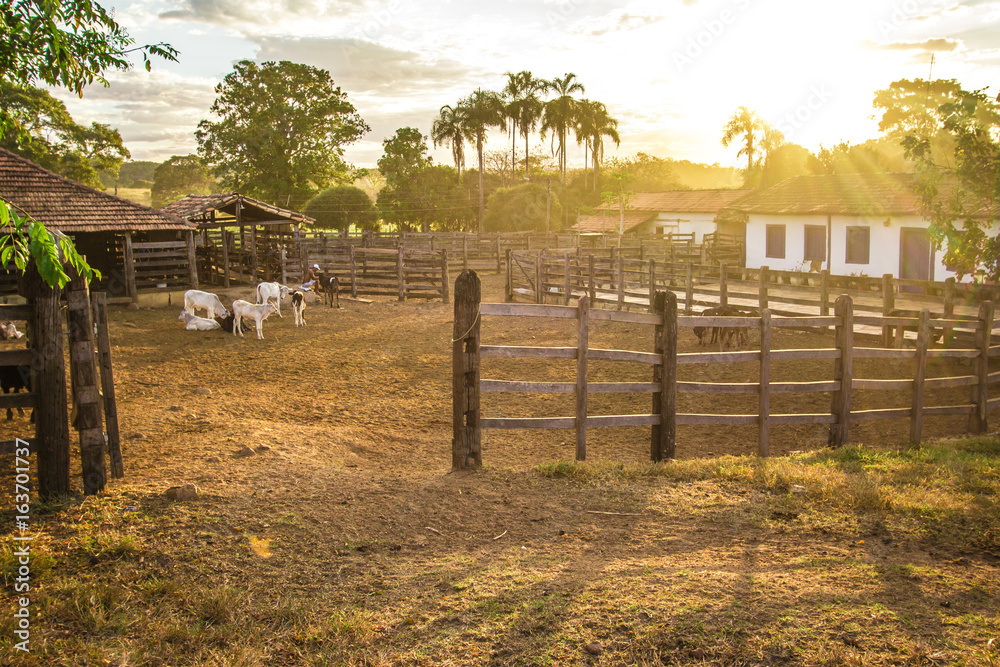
[652,290,677,461]
[820,269,830,316]
[971,300,994,433]
[91,293,122,478]
[249,222,258,283]
[563,254,571,305]
[719,262,728,308]
[441,249,450,304]
[617,254,625,311]
[576,296,589,461]
[759,308,772,457]
[505,249,513,302]
[882,273,895,347]
[943,277,956,345]
[24,266,71,498]
[397,247,405,302]
[221,230,231,288]
[910,308,929,445]
[123,232,137,303]
[758,265,769,312]
[496,236,502,274]
[349,245,358,298]
[588,254,596,302]
[535,250,543,304]
[66,268,106,495]
[279,245,288,285]
[829,295,854,448]
[685,262,694,315]
[186,231,199,290]
[648,259,657,313]
[463,235,469,272]
[452,270,482,470]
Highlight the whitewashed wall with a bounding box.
[635,212,719,242]
[744,213,964,281]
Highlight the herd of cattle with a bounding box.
[179,282,315,339]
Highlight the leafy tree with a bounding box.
[541,73,585,185]
[0,0,176,288]
[813,138,906,175]
[483,182,563,233]
[601,160,635,237]
[378,127,432,188]
[456,89,506,232]
[196,60,370,205]
[503,71,545,181]
[0,81,130,188]
[152,155,217,208]
[758,143,816,189]
[378,165,474,232]
[902,85,1000,278]
[303,185,378,235]
[431,104,468,182]
[721,107,785,187]
[574,99,620,191]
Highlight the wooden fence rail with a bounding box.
[452,269,998,469]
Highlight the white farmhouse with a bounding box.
[572,190,752,241]
[726,173,978,282]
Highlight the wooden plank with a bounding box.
[480,302,578,319]
[66,268,105,495]
[590,382,660,394]
[589,309,662,325]
[853,348,918,360]
[0,349,35,366]
[482,417,576,429]
[481,345,577,359]
[481,380,575,393]
[910,309,930,444]
[853,378,913,391]
[678,350,760,364]
[576,297,589,460]
[588,414,660,427]
[851,407,910,422]
[676,414,758,426]
[92,293,122,478]
[771,380,840,393]
[0,392,37,409]
[589,348,662,365]
[759,309,771,456]
[769,413,838,425]
[771,316,840,328]
[132,241,187,250]
[923,404,976,416]
[0,304,33,320]
[123,232,137,302]
[677,381,757,394]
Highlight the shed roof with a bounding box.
[573,210,656,233]
[0,147,194,233]
[727,173,925,216]
[161,193,314,226]
[596,190,754,214]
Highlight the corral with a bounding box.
[1,272,998,665]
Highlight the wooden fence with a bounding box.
[0,267,122,497]
[125,235,198,296]
[452,269,998,469]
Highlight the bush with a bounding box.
[304,185,378,234]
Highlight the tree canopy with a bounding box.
[196,60,370,206]
[152,155,217,208]
[483,182,563,233]
[303,185,378,234]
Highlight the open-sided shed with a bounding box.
[0,148,197,300]
[161,193,314,286]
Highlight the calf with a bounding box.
[232,300,279,340]
[255,282,289,318]
[216,313,258,334]
[0,321,23,339]
[0,364,31,420]
[291,290,306,327]
[183,290,229,319]
[317,273,341,309]
[178,310,222,331]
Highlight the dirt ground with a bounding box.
[1,272,997,665]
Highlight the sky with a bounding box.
[60,0,1000,171]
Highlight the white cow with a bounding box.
[183,290,229,319]
[232,300,279,340]
[178,311,222,331]
[255,282,289,318]
[291,290,306,327]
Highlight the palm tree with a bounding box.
[541,73,585,185]
[431,104,468,182]
[458,88,505,232]
[503,71,544,181]
[581,101,620,192]
[721,106,767,173]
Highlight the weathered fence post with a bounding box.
[495,237,502,274]
[617,254,625,311]
[462,235,469,272]
[685,262,694,314]
[123,232,138,303]
[719,262,728,309]
[92,293,123,478]
[535,250,544,304]
[943,277,956,344]
[648,259,657,313]
[759,308,772,457]
[820,269,830,316]
[971,300,994,433]
[588,254,596,302]
[564,254,571,305]
[829,295,854,448]
[441,249,450,304]
[910,309,930,445]
[349,245,358,298]
[186,231,199,290]
[882,273,895,347]
[397,247,405,302]
[23,266,71,498]
[505,249,513,302]
[221,230,231,288]
[652,290,677,461]
[576,296,589,461]
[758,265,769,312]
[279,245,288,285]
[452,270,482,470]
[66,267,106,495]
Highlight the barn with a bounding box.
[727,172,991,282]
[0,147,197,300]
[572,190,752,241]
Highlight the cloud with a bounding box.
[159,0,366,26]
[577,12,665,37]
[869,37,962,51]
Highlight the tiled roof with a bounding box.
[161,193,314,225]
[728,173,925,216]
[573,210,656,233]
[0,147,194,233]
[596,190,754,213]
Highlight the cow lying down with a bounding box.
[178,310,221,331]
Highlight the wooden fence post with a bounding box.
[279,245,288,285]
[759,308,772,457]
[588,254,596,302]
[397,247,405,302]
[452,270,482,470]
[505,249,513,302]
[535,250,543,304]
[66,268,106,495]
[496,237,502,274]
[617,254,625,311]
[943,277,956,345]
[576,296,589,461]
[23,266,71,498]
[221,230,231,288]
[91,293,123,478]
[463,235,469,272]
[249,224,258,283]
[829,295,854,448]
[186,231,199,290]
[685,262,693,315]
[123,232,137,303]
[820,269,830,316]
[564,254,571,305]
[349,245,358,298]
[648,259,656,313]
[971,300,994,433]
[758,265,769,312]
[910,309,930,445]
[882,273,895,347]
[719,262,728,308]
[441,249,450,304]
[652,290,677,461]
